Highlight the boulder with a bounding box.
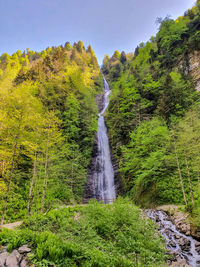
[18,245,31,254]
[178,237,191,252]
[169,240,177,248]
[170,258,191,267]
[196,245,200,254]
[0,252,8,266]
[20,258,28,267]
[191,226,200,241]
[6,250,21,267]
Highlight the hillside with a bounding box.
[1,1,200,267]
[0,41,101,224]
[103,0,200,231]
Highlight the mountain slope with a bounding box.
[102,0,200,223]
[0,41,101,223]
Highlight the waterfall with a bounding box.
[86,76,116,203]
[146,210,200,267]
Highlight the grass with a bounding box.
[0,198,168,266]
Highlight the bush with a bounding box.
[0,199,168,266]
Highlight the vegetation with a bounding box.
[0,41,101,223]
[1,1,200,265]
[0,199,168,266]
[103,1,200,224]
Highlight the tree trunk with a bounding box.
[184,155,194,205]
[0,161,6,179]
[27,151,38,214]
[174,143,188,205]
[34,160,42,213]
[41,139,49,213]
[1,142,17,226]
[70,149,75,205]
[198,170,200,188]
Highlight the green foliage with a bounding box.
[102,0,200,213]
[0,41,100,222]
[0,199,167,266]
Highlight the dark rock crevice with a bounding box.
[84,91,122,202]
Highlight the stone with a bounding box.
[169,240,177,248]
[0,247,7,254]
[5,250,21,267]
[0,252,8,267]
[196,246,200,254]
[18,245,31,254]
[20,258,28,267]
[175,234,181,239]
[178,237,191,252]
[170,258,191,267]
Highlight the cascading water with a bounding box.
[86,76,116,203]
[146,210,200,267]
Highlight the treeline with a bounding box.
[102,0,200,221]
[0,41,101,223]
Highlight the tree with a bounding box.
[120,51,127,64]
[65,42,72,51]
[0,84,44,224]
[76,41,85,53]
[111,50,121,62]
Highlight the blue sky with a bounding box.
[0,0,196,64]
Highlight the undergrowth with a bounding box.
[0,198,168,266]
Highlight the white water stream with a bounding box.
[146,210,200,267]
[92,76,116,203]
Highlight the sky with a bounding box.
[0,0,196,64]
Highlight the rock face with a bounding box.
[191,226,200,241]
[84,94,103,201]
[188,51,200,92]
[156,205,200,241]
[0,245,31,267]
[179,50,200,92]
[84,91,122,201]
[170,258,191,267]
[84,134,98,201]
[156,205,191,235]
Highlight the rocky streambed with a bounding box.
[146,209,200,267]
[0,245,31,267]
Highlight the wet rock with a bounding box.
[177,223,191,236]
[84,135,98,201]
[195,242,200,249]
[147,209,199,266]
[155,214,159,222]
[196,245,200,254]
[18,245,31,254]
[196,260,200,265]
[169,240,177,248]
[84,93,104,201]
[96,94,104,113]
[170,258,191,266]
[178,237,191,252]
[175,234,181,239]
[191,226,200,241]
[0,252,8,266]
[5,250,21,267]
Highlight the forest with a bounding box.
[0,1,200,266]
[103,0,200,225]
[0,41,101,223]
